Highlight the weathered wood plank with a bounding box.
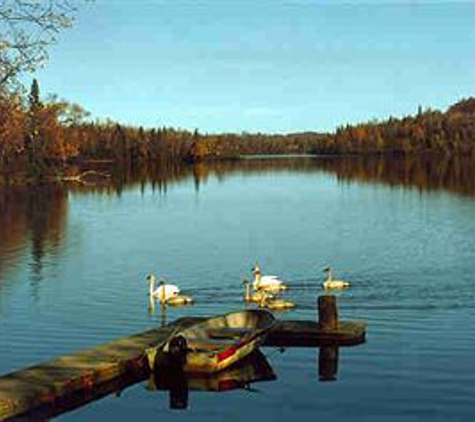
[0,316,366,420]
[0,325,179,421]
[265,320,366,347]
[175,317,366,347]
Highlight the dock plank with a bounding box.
[174,317,366,347]
[0,317,365,420]
[266,320,366,347]
[0,324,179,421]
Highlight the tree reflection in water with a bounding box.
[1,154,474,291]
[0,185,68,300]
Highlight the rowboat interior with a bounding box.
[148,310,276,374]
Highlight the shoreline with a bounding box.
[0,151,466,188]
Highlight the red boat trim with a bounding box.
[216,332,262,363]
[217,345,238,362]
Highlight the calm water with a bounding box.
[1,156,475,421]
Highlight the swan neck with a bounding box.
[254,272,261,287]
[149,277,155,296]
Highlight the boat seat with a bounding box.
[187,339,234,353]
[206,328,252,340]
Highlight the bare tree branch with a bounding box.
[0,0,80,88]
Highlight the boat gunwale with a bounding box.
[177,309,276,355]
[169,310,276,372]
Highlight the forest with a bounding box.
[0,79,328,182]
[1,79,475,184]
[327,99,475,156]
[2,77,475,184]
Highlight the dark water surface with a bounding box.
[1,156,475,421]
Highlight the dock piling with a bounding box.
[317,295,339,331]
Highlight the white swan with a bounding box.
[252,264,287,292]
[322,267,350,290]
[242,279,272,303]
[259,290,296,311]
[147,274,180,303]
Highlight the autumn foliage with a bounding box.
[326,102,475,155]
[1,79,475,184]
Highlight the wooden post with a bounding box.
[318,295,339,331]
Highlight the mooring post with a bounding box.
[318,295,339,331]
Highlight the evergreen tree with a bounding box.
[25,78,46,179]
[28,79,42,113]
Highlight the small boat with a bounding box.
[146,310,276,373]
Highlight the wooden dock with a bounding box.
[266,320,365,347]
[0,303,365,420]
[0,324,175,421]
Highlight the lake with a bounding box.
[1,155,475,421]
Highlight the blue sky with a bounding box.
[34,0,475,134]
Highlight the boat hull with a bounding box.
[147,310,275,374]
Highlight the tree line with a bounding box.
[0,79,328,182]
[2,79,475,183]
[324,100,475,156]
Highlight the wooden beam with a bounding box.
[265,320,366,347]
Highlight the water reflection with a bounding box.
[71,155,475,197]
[318,346,339,382]
[1,155,474,286]
[0,185,68,291]
[148,345,347,410]
[147,349,277,410]
[318,154,475,197]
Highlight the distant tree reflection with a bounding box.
[315,155,475,197]
[0,185,68,295]
[1,155,474,288]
